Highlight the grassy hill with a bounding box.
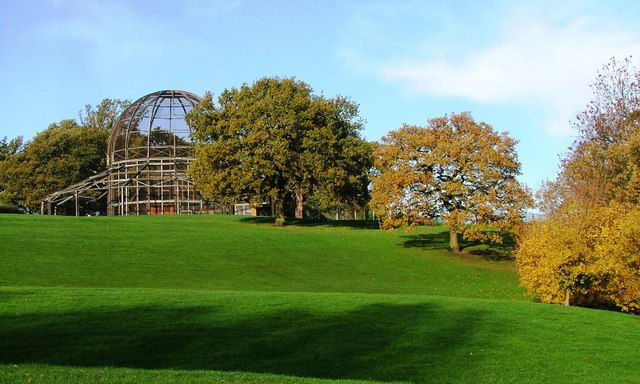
[1,214,639,383]
[0,214,521,298]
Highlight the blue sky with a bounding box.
[2,0,640,190]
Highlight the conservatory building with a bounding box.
[42,90,217,216]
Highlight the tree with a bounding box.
[516,58,640,312]
[516,201,640,313]
[186,77,373,221]
[371,112,531,252]
[542,57,640,210]
[0,98,129,213]
[0,120,108,212]
[0,136,23,161]
[79,98,130,132]
[0,136,24,210]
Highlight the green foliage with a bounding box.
[79,98,130,132]
[0,204,21,214]
[186,77,373,219]
[0,136,25,212]
[0,120,107,212]
[0,98,128,212]
[274,216,286,226]
[0,135,23,161]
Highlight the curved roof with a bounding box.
[108,90,201,164]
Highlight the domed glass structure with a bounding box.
[108,90,199,164]
[41,90,230,216]
[106,90,209,215]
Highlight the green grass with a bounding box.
[0,214,522,299]
[1,214,639,383]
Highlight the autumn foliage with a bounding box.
[517,58,640,312]
[516,202,640,313]
[371,112,531,252]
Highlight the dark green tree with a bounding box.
[0,136,25,211]
[0,120,107,212]
[0,98,129,213]
[186,77,373,220]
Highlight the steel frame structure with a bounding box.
[42,90,218,216]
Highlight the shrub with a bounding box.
[515,202,640,313]
[0,204,22,214]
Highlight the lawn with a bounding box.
[1,214,638,383]
[0,214,521,299]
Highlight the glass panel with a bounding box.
[113,134,126,152]
[149,129,174,147]
[150,116,171,131]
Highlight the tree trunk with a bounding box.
[449,229,460,253]
[270,197,275,217]
[564,290,571,306]
[273,198,285,225]
[294,192,303,219]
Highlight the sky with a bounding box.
[1,0,640,190]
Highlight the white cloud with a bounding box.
[350,6,640,136]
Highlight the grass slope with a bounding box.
[0,214,521,299]
[1,214,638,383]
[1,287,639,384]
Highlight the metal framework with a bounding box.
[42,90,218,216]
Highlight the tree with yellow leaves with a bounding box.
[518,57,640,312]
[516,202,640,313]
[371,112,532,253]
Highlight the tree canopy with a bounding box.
[538,57,640,211]
[0,98,128,213]
[186,77,373,220]
[371,112,531,252]
[79,98,130,133]
[516,201,640,313]
[518,57,640,312]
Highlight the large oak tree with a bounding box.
[371,112,531,252]
[186,77,373,220]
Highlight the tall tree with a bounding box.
[371,112,531,252]
[543,57,640,209]
[517,57,640,312]
[0,136,23,161]
[0,120,108,212]
[0,136,24,208]
[186,77,373,221]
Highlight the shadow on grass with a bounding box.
[240,216,380,229]
[401,231,515,261]
[0,302,495,383]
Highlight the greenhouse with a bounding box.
[42,90,217,216]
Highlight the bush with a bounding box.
[515,202,640,313]
[0,204,22,214]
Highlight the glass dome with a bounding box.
[108,90,201,164]
[105,90,211,216]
